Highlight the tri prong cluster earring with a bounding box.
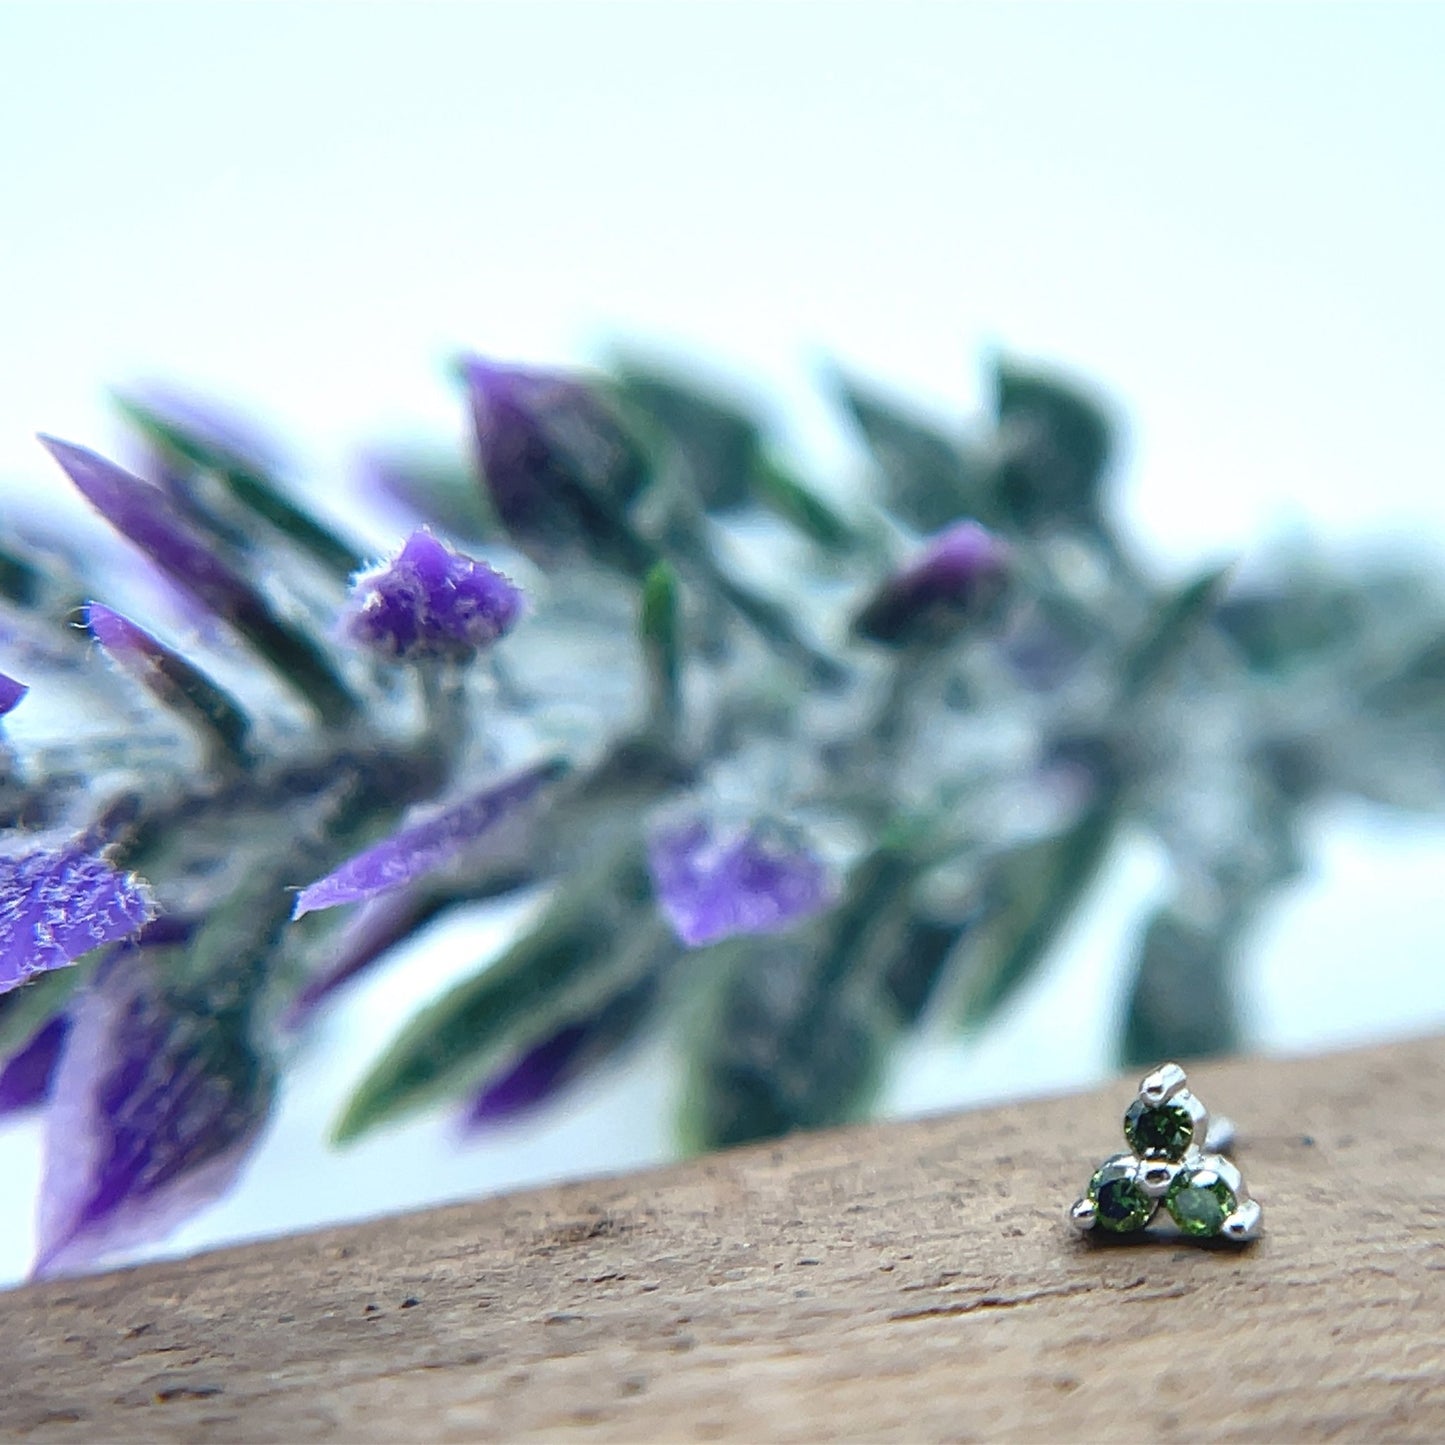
[1068,1061,1262,1243]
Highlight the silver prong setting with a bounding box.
[1221,1198,1263,1242]
[1069,1197,1098,1232]
[1139,1161,1177,1198]
[1205,1155,1244,1197]
[1138,1061,1188,1105]
[1204,1113,1237,1156]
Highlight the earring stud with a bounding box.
[1068,1062,1262,1243]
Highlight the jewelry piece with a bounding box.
[1067,1061,1262,1243]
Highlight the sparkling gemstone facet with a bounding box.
[1124,1097,1194,1160]
[1087,1158,1154,1233]
[1166,1167,1238,1237]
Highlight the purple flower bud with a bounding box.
[39,436,357,724]
[0,670,27,717]
[292,758,567,919]
[648,819,833,948]
[33,950,272,1277]
[0,846,156,996]
[852,520,1009,647]
[461,976,657,1130]
[0,1013,68,1116]
[87,602,250,760]
[344,529,522,662]
[462,356,651,571]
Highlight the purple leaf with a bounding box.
[344,528,523,662]
[461,976,658,1130]
[87,602,251,759]
[462,1021,592,1126]
[0,1013,68,1116]
[41,436,267,625]
[39,436,356,723]
[0,846,155,995]
[0,670,27,717]
[853,519,1010,647]
[648,819,833,948]
[292,758,567,919]
[34,950,272,1278]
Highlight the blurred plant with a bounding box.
[3,352,1443,1277]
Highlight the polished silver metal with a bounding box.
[1138,1061,1188,1106]
[1222,1198,1264,1242]
[1204,1113,1237,1156]
[1068,1061,1263,1244]
[1139,1160,1179,1198]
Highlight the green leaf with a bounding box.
[935,566,1229,1035]
[947,797,1121,1031]
[1119,905,1241,1067]
[334,849,666,1143]
[828,366,986,532]
[114,392,364,579]
[1119,564,1234,704]
[749,455,863,555]
[612,361,764,512]
[89,605,251,768]
[705,554,848,687]
[678,839,921,1150]
[678,933,893,1151]
[0,544,42,608]
[639,561,683,741]
[0,965,84,1060]
[992,357,1113,530]
[881,911,975,1026]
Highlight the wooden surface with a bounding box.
[2,1036,1442,1443]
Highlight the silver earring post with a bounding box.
[1067,1062,1262,1243]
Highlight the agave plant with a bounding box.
[2,349,1443,1277]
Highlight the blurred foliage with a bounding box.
[6,344,1445,1275]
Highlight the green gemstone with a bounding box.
[1124,1097,1194,1160]
[1166,1168,1237,1237]
[1087,1159,1153,1233]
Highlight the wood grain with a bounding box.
[3,1036,1442,1442]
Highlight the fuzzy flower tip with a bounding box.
[648,820,833,948]
[853,520,1010,647]
[0,847,156,995]
[0,670,28,717]
[344,529,523,662]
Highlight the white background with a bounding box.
[1,3,1443,1284]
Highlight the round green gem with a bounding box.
[1166,1168,1237,1237]
[1087,1159,1153,1233]
[1124,1097,1194,1160]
